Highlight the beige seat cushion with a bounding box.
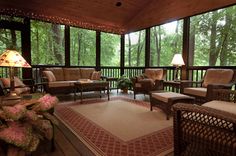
[80,68,95,79]
[203,100,236,115]
[144,68,164,80]
[63,68,81,81]
[48,81,76,87]
[91,71,101,80]
[184,87,207,97]
[202,69,234,87]
[43,71,56,82]
[152,92,191,103]
[45,68,64,81]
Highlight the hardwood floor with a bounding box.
[38,90,149,156]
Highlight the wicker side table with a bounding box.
[150,91,195,120]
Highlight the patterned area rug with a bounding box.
[55,97,173,156]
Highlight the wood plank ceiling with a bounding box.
[0,0,236,34]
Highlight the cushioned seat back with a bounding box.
[80,68,95,79]
[63,68,81,81]
[45,68,64,81]
[202,69,234,87]
[144,69,164,80]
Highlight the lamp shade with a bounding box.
[0,50,31,68]
[171,54,185,66]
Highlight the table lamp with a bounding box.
[171,54,185,81]
[0,49,31,98]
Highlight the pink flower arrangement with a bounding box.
[35,94,58,111]
[0,94,58,154]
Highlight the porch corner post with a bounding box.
[145,28,150,68]
[96,31,101,71]
[181,17,190,80]
[22,18,32,79]
[65,25,70,67]
[120,34,125,76]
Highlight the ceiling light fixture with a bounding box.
[116,2,122,7]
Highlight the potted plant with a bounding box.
[117,75,132,93]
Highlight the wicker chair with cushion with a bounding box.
[131,68,166,99]
[181,68,236,103]
[173,89,236,156]
[0,76,34,96]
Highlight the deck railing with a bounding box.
[0,66,235,90]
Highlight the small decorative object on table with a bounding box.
[117,75,132,93]
[0,94,58,156]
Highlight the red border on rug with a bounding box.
[55,97,173,156]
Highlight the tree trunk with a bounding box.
[128,34,131,66]
[51,24,63,64]
[10,30,17,50]
[154,27,161,66]
[189,23,195,66]
[36,26,40,64]
[209,12,219,66]
[77,32,82,65]
[136,31,144,66]
[173,21,179,53]
[220,9,232,66]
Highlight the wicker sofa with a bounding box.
[42,67,101,94]
[173,89,236,156]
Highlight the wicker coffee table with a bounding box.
[74,80,109,102]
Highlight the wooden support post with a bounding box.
[65,25,70,67]
[120,34,125,76]
[96,31,101,71]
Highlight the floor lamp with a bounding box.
[171,54,185,81]
[0,49,31,98]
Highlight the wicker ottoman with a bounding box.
[150,91,195,120]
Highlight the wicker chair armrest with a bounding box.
[130,77,138,84]
[181,80,202,87]
[173,103,236,123]
[211,89,236,102]
[137,79,154,89]
[173,103,236,155]
[206,83,233,101]
[180,80,202,93]
[154,79,164,90]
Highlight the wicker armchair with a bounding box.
[131,68,166,99]
[181,68,236,103]
[173,89,236,156]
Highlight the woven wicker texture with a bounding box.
[173,89,236,156]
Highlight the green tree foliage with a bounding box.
[101,32,120,66]
[125,30,145,67]
[150,20,183,66]
[31,20,65,65]
[190,5,236,66]
[70,27,96,66]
